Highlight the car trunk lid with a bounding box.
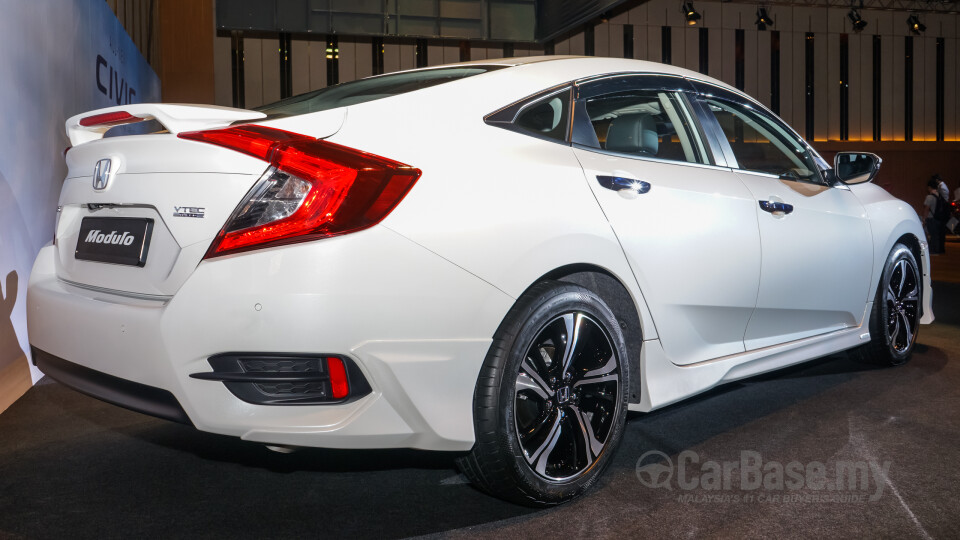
[55,105,346,298]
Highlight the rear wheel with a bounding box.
[853,243,921,366]
[457,281,630,506]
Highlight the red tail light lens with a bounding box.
[178,126,421,258]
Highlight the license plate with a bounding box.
[75,217,154,267]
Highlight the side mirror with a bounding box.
[833,152,881,185]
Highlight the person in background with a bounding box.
[924,177,948,254]
[933,174,950,201]
[951,180,960,236]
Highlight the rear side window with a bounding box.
[581,90,707,164]
[256,66,505,118]
[514,91,570,142]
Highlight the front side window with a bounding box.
[703,98,822,183]
[579,89,706,164]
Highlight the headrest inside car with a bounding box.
[605,114,659,156]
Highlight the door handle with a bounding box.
[597,175,651,194]
[759,200,794,214]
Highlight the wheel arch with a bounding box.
[892,232,925,318]
[527,263,647,404]
[851,183,932,324]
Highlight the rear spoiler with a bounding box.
[65,104,266,146]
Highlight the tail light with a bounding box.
[178,125,421,258]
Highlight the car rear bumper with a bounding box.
[31,347,192,425]
[26,227,514,451]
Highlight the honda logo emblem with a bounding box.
[93,158,112,190]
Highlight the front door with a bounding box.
[694,87,874,350]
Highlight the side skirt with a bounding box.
[630,303,872,413]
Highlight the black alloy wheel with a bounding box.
[853,243,921,366]
[457,281,630,506]
[883,256,920,355]
[514,312,621,481]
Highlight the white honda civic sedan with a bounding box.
[28,56,933,506]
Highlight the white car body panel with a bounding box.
[632,314,870,412]
[849,182,934,325]
[55,171,258,296]
[30,226,513,450]
[574,150,761,365]
[358,113,659,336]
[27,57,933,450]
[735,172,875,349]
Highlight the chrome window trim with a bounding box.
[734,169,781,180]
[571,142,734,173]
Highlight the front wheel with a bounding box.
[457,281,630,506]
[853,243,921,366]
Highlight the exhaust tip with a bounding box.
[265,445,299,454]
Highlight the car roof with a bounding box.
[421,55,742,97]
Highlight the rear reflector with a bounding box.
[178,125,421,258]
[190,353,371,405]
[327,357,349,399]
[79,111,145,128]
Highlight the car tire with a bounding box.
[852,243,921,366]
[457,280,631,506]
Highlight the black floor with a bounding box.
[2,284,959,539]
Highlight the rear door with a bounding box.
[689,82,874,350]
[572,75,762,365]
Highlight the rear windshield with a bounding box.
[255,66,506,119]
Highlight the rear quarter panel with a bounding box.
[323,69,658,339]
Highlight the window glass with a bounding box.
[582,90,705,164]
[515,91,569,142]
[255,66,504,119]
[704,98,821,183]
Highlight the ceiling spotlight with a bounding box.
[682,2,701,26]
[755,7,774,31]
[848,8,867,32]
[907,14,926,35]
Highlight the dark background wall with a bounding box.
[107,0,960,212]
[107,0,216,103]
[817,141,960,212]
